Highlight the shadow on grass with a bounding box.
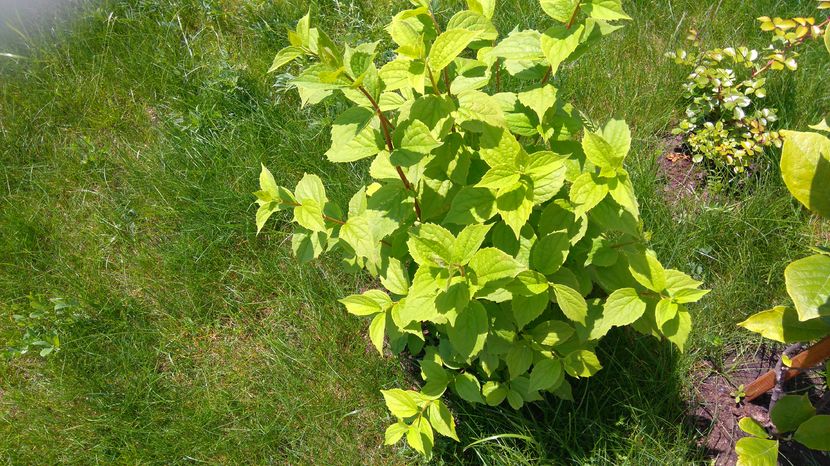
[434,331,703,464]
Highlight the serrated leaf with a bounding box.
[482,380,508,406]
[469,248,523,287]
[447,11,498,42]
[340,290,391,316]
[427,400,459,441]
[294,200,326,232]
[269,46,305,73]
[530,231,570,274]
[770,395,816,433]
[369,312,387,355]
[455,90,507,132]
[529,358,564,391]
[294,173,328,205]
[444,186,497,224]
[570,172,609,215]
[590,288,646,339]
[489,29,544,60]
[385,421,409,445]
[453,224,492,265]
[530,320,574,346]
[408,223,456,267]
[655,298,678,330]
[563,350,602,377]
[381,389,419,418]
[583,131,621,169]
[540,24,583,76]
[447,301,489,359]
[540,0,580,23]
[326,107,385,163]
[583,0,631,20]
[627,249,667,293]
[784,254,830,321]
[466,0,496,18]
[406,416,434,456]
[453,372,484,403]
[525,151,567,204]
[506,341,534,379]
[513,292,550,329]
[420,360,450,398]
[429,29,480,73]
[662,309,692,351]
[552,284,588,324]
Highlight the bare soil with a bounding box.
[687,345,830,465]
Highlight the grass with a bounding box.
[1,0,828,463]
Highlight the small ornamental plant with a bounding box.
[666,2,829,174]
[255,0,708,456]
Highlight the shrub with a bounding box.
[255,0,708,456]
[667,3,829,173]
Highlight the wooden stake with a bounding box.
[744,336,830,402]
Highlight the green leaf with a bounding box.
[392,119,441,166]
[429,29,480,73]
[497,179,534,239]
[739,417,769,438]
[448,12,498,43]
[269,46,305,73]
[294,173,328,205]
[590,288,646,339]
[340,290,391,316]
[569,172,609,215]
[582,131,621,169]
[388,12,427,59]
[448,301,489,359]
[294,200,326,232]
[513,292,550,329]
[530,232,570,274]
[540,24,584,76]
[506,341,534,379]
[421,360,450,398]
[406,416,434,456]
[453,224,492,265]
[583,0,631,21]
[477,166,522,190]
[738,306,830,343]
[291,228,326,263]
[735,437,778,466]
[784,254,830,321]
[517,85,558,122]
[489,29,544,61]
[455,90,507,132]
[601,119,631,161]
[779,130,830,218]
[444,187,497,224]
[379,58,426,93]
[368,312,387,355]
[655,298,678,330]
[563,350,602,377]
[381,258,410,296]
[530,320,574,346]
[453,372,484,404]
[793,415,830,451]
[469,248,523,288]
[482,380,508,406]
[552,284,588,325]
[770,395,816,433]
[381,388,419,418]
[540,0,580,23]
[385,421,409,445]
[466,0,496,18]
[408,223,456,267]
[525,151,566,204]
[427,400,459,441]
[627,249,667,293]
[325,107,385,163]
[528,358,564,391]
[662,308,692,351]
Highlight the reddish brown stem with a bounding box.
[541,66,552,84]
[566,0,582,29]
[744,336,830,402]
[357,86,422,220]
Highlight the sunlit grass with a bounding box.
[1,0,827,463]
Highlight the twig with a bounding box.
[769,343,803,413]
[752,18,830,78]
[566,0,583,30]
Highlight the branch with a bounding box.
[769,343,803,414]
[566,0,583,30]
[357,86,422,220]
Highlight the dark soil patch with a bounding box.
[657,136,708,204]
[687,345,830,465]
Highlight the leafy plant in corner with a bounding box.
[733,75,830,465]
[255,0,708,457]
[2,294,83,358]
[666,2,829,175]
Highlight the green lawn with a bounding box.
[1,0,828,464]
